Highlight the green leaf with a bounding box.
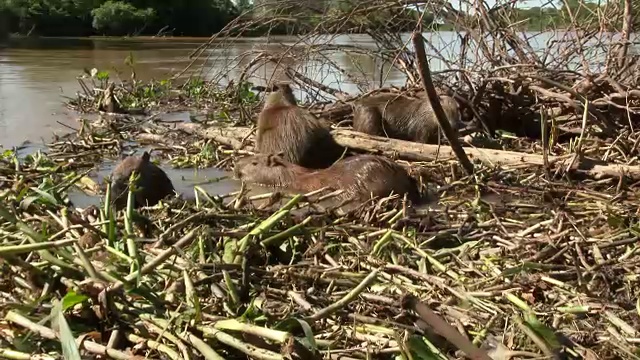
[61,291,89,312]
[51,300,82,360]
[405,335,447,360]
[0,203,18,224]
[523,312,561,349]
[29,187,60,206]
[607,213,625,228]
[184,270,202,323]
[275,318,318,353]
[96,70,109,81]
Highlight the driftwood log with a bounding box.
[167,123,640,180]
[332,130,640,179]
[174,123,255,150]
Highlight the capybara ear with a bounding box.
[265,82,279,92]
[141,151,151,163]
[272,81,292,91]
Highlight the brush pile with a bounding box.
[2,0,640,359]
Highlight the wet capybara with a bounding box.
[109,151,175,210]
[233,152,420,204]
[255,82,344,169]
[352,93,463,144]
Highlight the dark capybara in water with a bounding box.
[352,92,463,144]
[109,151,175,210]
[255,82,345,169]
[233,152,420,204]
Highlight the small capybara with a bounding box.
[255,82,344,169]
[109,151,175,210]
[352,92,463,144]
[233,152,420,204]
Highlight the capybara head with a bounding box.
[109,151,174,210]
[111,151,150,190]
[233,152,297,187]
[264,82,297,106]
[438,95,463,131]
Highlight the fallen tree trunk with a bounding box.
[169,122,640,180]
[332,129,640,179]
[331,129,565,165]
[173,122,254,150]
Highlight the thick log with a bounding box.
[173,123,254,150]
[331,129,640,180]
[170,122,640,180]
[331,129,560,165]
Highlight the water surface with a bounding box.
[66,149,241,209]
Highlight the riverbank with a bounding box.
[5,27,635,42]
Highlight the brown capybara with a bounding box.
[352,93,463,144]
[233,152,420,204]
[255,82,344,169]
[109,151,175,210]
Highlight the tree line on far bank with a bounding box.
[0,0,635,38]
[0,0,246,37]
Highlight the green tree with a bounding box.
[236,0,252,13]
[126,0,239,36]
[0,0,9,40]
[5,0,96,35]
[91,1,155,36]
[515,6,561,31]
[2,0,243,36]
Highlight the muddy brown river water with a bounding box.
[0,35,418,149]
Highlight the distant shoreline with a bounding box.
[4,30,637,44]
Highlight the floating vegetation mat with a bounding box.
[5,1,640,357]
[1,103,639,360]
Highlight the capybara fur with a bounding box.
[109,151,175,210]
[234,153,420,204]
[255,83,344,169]
[352,93,463,144]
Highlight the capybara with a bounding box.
[233,152,420,204]
[352,93,463,144]
[255,82,344,169]
[109,151,175,210]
